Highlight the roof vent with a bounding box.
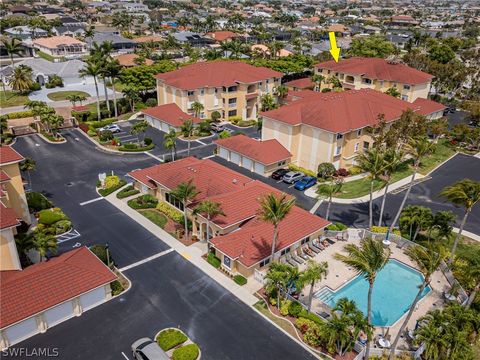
[233,178,238,184]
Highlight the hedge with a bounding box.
[233,275,247,286]
[207,253,221,268]
[26,192,53,212]
[90,244,114,266]
[288,163,317,178]
[127,194,158,209]
[298,309,324,325]
[6,110,34,119]
[98,179,127,197]
[116,185,140,199]
[237,119,256,127]
[38,208,68,225]
[326,222,348,231]
[172,344,199,360]
[288,301,303,317]
[370,226,401,235]
[156,329,187,351]
[118,143,155,152]
[156,202,184,223]
[86,119,115,129]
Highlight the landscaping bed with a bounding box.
[40,131,67,143]
[47,91,90,101]
[116,185,140,199]
[36,208,72,235]
[97,175,127,197]
[127,194,158,209]
[156,328,200,360]
[140,209,168,228]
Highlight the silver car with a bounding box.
[99,124,121,133]
[131,338,169,360]
[282,171,304,184]
[211,123,225,132]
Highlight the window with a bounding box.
[165,193,184,211]
[338,73,344,80]
[266,79,270,84]
[200,89,205,95]
[200,112,205,119]
[228,98,237,105]
[228,110,237,117]
[301,236,310,245]
[362,78,372,85]
[354,142,359,152]
[401,95,409,101]
[403,84,411,90]
[215,88,219,94]
[277,160,286,166]
[227,86,237,92]
[280,247,291,256]
[379,80,384,86]
[336,133,343,140]
[335,145,342,156]
[363,141,370,150]
[357,129,362,136]
[259,258,270,268]
[223,255,231,269]
[187,90,194,96]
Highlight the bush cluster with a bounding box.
[104,175,120,189]
[26,192,53,212]
[118,143,155,152]
[370,226,401,235]
[38,208,68,225]
[6,110,34,119]
[233,275,247,286]
[237,120,256,127]
[326,222,348,231]
[288,164,317,178]
[127,194,158,209]
[207,253,221,268]
[172,344,199,360]
[110,280,124,296]
[288,301,303,317]
[156,329,187,351]
[156,202,184,223]
[98,179,127,197]
[90,244,114,266]
[116,185,140,199]
[228,116,243,124]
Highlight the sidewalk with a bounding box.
[105,188,259,306]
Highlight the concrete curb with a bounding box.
[153,328,202,360]
[37,132,67,144]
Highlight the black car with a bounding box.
[271,168,289,180]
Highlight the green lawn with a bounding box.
[1,91,29,107]
[140,209,167,228]
[36,51,56,62]
[47,91,90,102]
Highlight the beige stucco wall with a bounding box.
[1,163,30,224]
[0,227,21,271]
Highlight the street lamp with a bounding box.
[105,242,111,268]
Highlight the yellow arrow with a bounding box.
[328,32,341,62]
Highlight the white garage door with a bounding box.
[5,317,38,346]
[254,162,265,175]
[242,157,253,171]
[230,152,241,165]
[161,121,170,133]
[79,287,105,311]
[44,301,75,327]
[219,147,229,160]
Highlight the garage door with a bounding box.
[5,317,38,346]
[219,147,229,160]
[242,157,253,171]
[79,287,105,311]
[44,301,75,328]
[254,162,265,175]
[230,152,241,165]
[161,122,170,133]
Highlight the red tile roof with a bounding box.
[0,247,117,328]
[284,77,315,90]
[0,146,24,165]
[142,103,202,127]
[0,170,11,182]
[315,57,433,85]
[0,203,20,230]
[215,134,291,165]
[211,206,330,267]
[412,97,446,116]
[284,89,319,104]
[205,31,238,42]
[156,61,283,90]
[261,89,421,133]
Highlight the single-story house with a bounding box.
[284,78,315,91]
[4,26,48,41]
[87,32,136,52]
[0,247,117,349]
[53,25,85,38]
[142,103,202,133]
[215,134,292,176]
[32,36,87,57]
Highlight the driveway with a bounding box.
[28,83,117,103]
[319,153,480,235]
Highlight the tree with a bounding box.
[79,59,102,120]
[33,231,57,261]
[428,43,455,64]
[105,59,121,117]
[311,74,324,92]
[264,262,298,309]
[317,162,336,180]
[20,157,36,190]
[191,101,204,117]
[334,237,391,360]
[130,120,148,144]
[378,148,404,226]
[300,260,328,312]
[193,200,224,242]
[326,75,342,91]
[389,244,446,359]
[316,180,343,221]
[463,258,480,307]
[260,94,277,111]
[170,179,200,240]
[9,65,33,93]
[349,35,396,58]
[274,85,288,104]
[2,37,24,67]
[355,148,386,228]
[440,179,480,265]
[24,100,48,124]
[384,87,400,98]
[211,111,221,122]
[122,86,140,112]
[389,137,435,233]
[180,119,195,156]
[163,128,177,161]
[428,118,448,144]
[258,193,296,259]
[218,130,231,139]
[399,205,433,242]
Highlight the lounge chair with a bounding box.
[303,246,315,257]
[291,253,304,264]
[298,249,309,260]
[326,238,336,245]
[285,254,297,267]
[308,243,321,253]
[312,239,325,251]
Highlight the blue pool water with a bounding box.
[315,259,430,327]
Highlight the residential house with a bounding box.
[155,61,282,120]
[205,31,239,43]
[142,103,202,132]
[4,26,48,41]
[128,157,329,278]
[315,57,433,102]
[171,31,214,47]
[260,89,445,171]
[32,36,87,57]
[389,15,419,26]
[52,25,85,38]
[87,32,136,52]
[114,53,153,67]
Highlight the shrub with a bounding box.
[99,130,114,142]
[207,253,221,268]
[144,137,153,146]
[98,179,127,196]
[317,162,336,179]
[26,192,53,212]
[298,310,324,325]
[116,185,140,199]
[54,219,72,234]
[233,275,247,286]
[6,110,34,119]
[104,175,120,189]
[288,301,303,317]
[280,300,291,316]
[145,98,157,107]
[218,130,231,139]
[288,164,316,178]
[87,129,97,137]
[127,194,158,209]
[87,119,115,129]
[123,143,138,150]
[110,280,124,296]
[38,208,68,225]
[30,82,41,91]
[172,344,199,360]
[370,226,401,235]
[156,329,187,351]
[304,327,322,347]
[237,120,256,127]
[326,223,338,231]
[211,111,221,122]
[229,116,243,124]
[157,202,184,223]
[269,297,277,306]
[295,318,317,334]
[349,166,363,175]
[90,244,114,266]
[335,168,349,177]
[118,143,155,152]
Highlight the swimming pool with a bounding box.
[315,259,430,327]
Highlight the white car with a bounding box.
[99,124,121,133]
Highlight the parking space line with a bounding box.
[203,154,215,159]
[79,197,104,206]
[276,180,283,183]
[196,140,207,146]
[119,248,174,271]
[145,152,164,162]
[121,352,130,360]
[288,183,296,188]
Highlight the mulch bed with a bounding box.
[163,219,199,246]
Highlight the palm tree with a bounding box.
[180,119,194,156]
[170,179,200,239]
[463,259,480,307]
[163,128,178,161]
[33,231,57,261]
[105,59,121,117]
[267,41,282,59]
[389,137,435,234]
[378,148,404,226]
[20,157,36,189]
[190,101,204,118]
[9,65,33,93]
[334,237,391,360]
[274,85,288,104]
[130,120,148,144]
[2,37,24,67]
[24,100,48,123]
[414,314,447,360]
[264,262,295,309]
[300,260,328,312]
[440,179,480,265]
[389,244,446,359]
[356,148,386,228]
[258,193,296,259]
[193,200,225,242]
[260,94,277,111]
[79,59,102,120]
[316,180,343,221]
[311,74,325,92]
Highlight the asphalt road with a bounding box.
[12,130,317,360]
[319,153,480,235]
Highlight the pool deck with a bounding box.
[298,233,451,351]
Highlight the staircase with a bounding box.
[315,287,334,305]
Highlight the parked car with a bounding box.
[131,338,169,360]
[271,168,289,180]
[282,171,304,184]
[99,124,121,133]
[211,123,226,132]
[294,176,317,190]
